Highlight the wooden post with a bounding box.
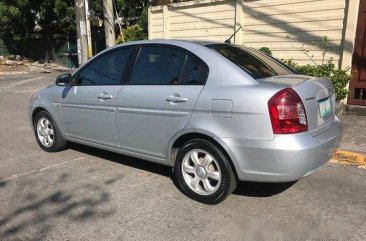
[341,0,360,69]
[148,7,153,39]
[85,0,93,58]
[74,0,88,65]
[234,0,244,44]
[163,5,169,39]
[103,0,116,48]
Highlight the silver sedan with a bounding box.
[29,40,342,204]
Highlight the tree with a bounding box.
[116,24,146,44]
[90,0,149,46]
[0,0,150,60]
[0,0,75,60]
[90,0,149,34]
[116,0,149,28]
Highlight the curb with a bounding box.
[344,104,366,116]
[331,149,366,169]
[0,69,70,76]
[0,72,29,75]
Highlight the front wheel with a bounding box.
[174,139,237,204]
[33,110,67,152]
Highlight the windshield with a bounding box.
[207,44,297,79]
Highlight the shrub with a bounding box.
[278,36,351,102]
[283,59,350,102]
[116,24,147,44]
[259,47,272,56]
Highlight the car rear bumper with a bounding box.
[220,117,343,182]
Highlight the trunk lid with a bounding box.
[259,75,336,135]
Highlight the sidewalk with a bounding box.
[332,114,366,168]
[339,114,366,154]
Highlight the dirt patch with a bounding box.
[331,149,366,169]
[0,57,31,74]
[0,57,68,74]
[0,64,30,73]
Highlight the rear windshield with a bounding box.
[207,44,297,79]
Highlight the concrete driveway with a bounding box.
[0,73,365,241]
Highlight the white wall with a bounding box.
[149,0,358,67]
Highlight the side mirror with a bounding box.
[56,73,72,86]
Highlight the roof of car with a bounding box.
[115,39,222,46]
[190,40,221,45]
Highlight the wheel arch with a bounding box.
[31,105,67,140]
[169,130,239,180]
[32,107,48,124]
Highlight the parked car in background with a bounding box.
[29,40,342,204]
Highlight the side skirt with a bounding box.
[68,137,172,167]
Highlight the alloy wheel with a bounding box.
[181,149,222,195]
[36,117,55,147]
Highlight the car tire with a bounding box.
[174,139,237,204]
[33,110,67,152]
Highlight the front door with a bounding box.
[116,45,208,159]
[348,0,366,105]
[61,47,134,147]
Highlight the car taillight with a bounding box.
[268,88,308,134]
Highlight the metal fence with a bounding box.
[0,36,78,68]
[0,39,10,56]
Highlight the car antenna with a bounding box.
[225,25,243,44]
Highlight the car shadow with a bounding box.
[68,143,172,178]
[0,171,116,240]
[232,181,297,197]
[68,143,296,198]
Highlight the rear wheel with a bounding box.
[33,111,67,152]
[174,139,237,204]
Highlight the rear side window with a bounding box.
[129,46,208,85]
[207,44,295,79]
[180,55,208,85]
[77,48,133,85]
[129,46,186,85]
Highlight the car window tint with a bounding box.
[129,46,186,85]
[180,55,208,85]
[77,48,133,85]
[207,44,295,79]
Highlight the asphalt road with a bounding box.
[0,73,365,241]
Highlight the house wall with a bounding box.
[148,0,359,68]
[149,7,164,39]
[149,0,236,41]
[242,0,346,65]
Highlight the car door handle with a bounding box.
[97,92,113,100]
[166,96,188,103]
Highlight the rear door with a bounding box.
[61,47,134,147]
[116,45,208,159]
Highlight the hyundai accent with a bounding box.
[29,40,343,204]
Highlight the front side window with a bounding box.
[207,44,296,79]
[77,48,133,85]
